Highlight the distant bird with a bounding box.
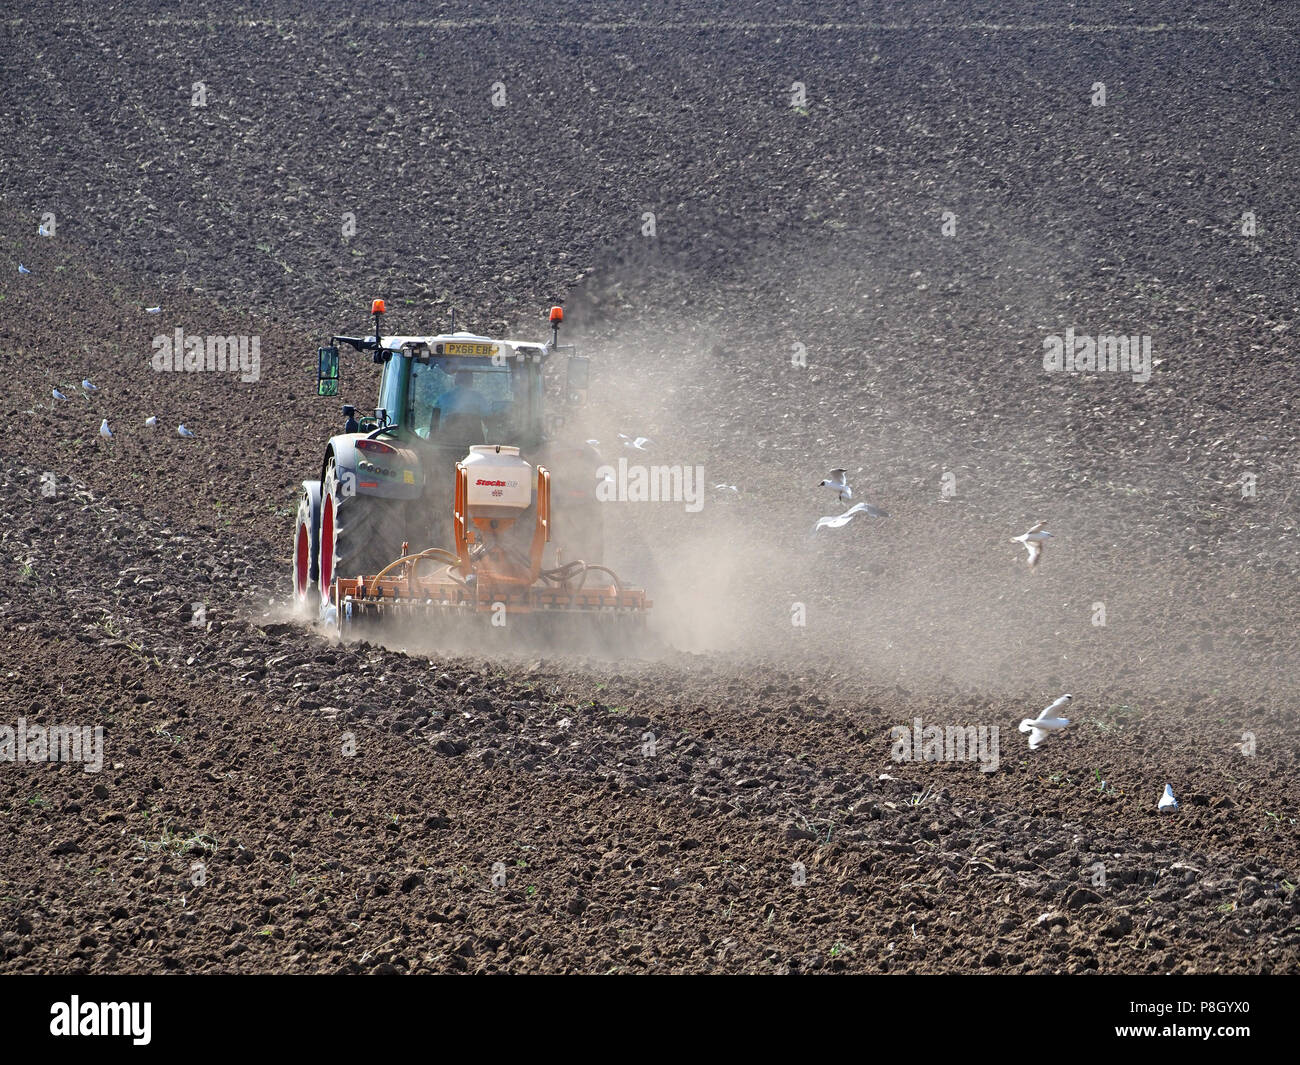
[145,415,158,428]
[1011,521,1052,567]
[584,438,600,449]
[17,263,30,275]
[82,379,98,393]
[818,468,852,502]
[51,388,67,402]
[99,418,112,440]
[145,306,162,314]
[619,434,653,452]
[178,424,195,438]
[1158,784,1179,813]
[1018,694,1072,750]
[714,484,740,495]
[814,501,889,531]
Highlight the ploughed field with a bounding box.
[0,0,1297,972]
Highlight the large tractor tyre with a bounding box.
[292,480,322,617]
[318,459,407,613]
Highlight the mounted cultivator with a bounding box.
[292,300,649,646]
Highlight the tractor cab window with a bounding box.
[410,357,534,444]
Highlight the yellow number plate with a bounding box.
[443,342,496,357]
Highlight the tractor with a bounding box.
[291,300,648,641]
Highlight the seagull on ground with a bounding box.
[52,388,67,402]
[178,424,195,438]
[813,501,889,531]
[99,418,112,440]
[1018,693,1072,750]
[145,416,158,428]
[1011,521,1052,567]
[17,263,30,275]
[1158,784,1179,813]
[145,306,162,314]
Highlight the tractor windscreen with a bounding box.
[409,357,534,443]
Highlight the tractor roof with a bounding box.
[371,331,549,357]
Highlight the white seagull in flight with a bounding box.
[814,501,889,531]
[818,468,852,502]
[1019,694,1072,750]
[1011,521,1052,567]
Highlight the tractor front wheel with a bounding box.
[292,480,322,617]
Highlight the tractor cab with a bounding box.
[326,332,546,449]
[318,300,571,451]
[390,335,547,450]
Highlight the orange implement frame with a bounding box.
[333,464,649,620]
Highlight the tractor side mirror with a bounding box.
[566,356,589,405]
[317,346,340,396]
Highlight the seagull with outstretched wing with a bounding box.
[1011,521,1052,567]
[1019,693,1072,750]
[818,468,852,502]
[814,501,889,531]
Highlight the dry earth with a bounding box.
[0,0,1297,973]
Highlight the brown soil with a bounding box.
[0,0,1297,973]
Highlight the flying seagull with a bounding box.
[1018,693,1072,750]
[178,424,195,438]
[99,418,112,440]
[1158,784,1179,813]
[818,468,852,502]
[619,433,653,452]
[1011,521,1052,567]
[814,501,889,531]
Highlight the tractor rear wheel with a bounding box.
[292,480,322,616]
[318,458,407,613]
